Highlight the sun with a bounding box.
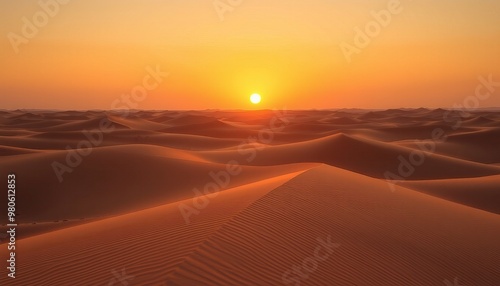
[250,93,261,104]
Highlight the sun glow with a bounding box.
[250,93,261,104]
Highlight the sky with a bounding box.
[1,0,500,110]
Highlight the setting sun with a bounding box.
[250,93,261,104]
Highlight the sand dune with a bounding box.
[400,174,500,214]
[1,165,499,285]
[165,114,222,126]
[107,114,170,131]
[167,165,500,285]
[0,171,307,286]
[195,133,500,179]
[0,145,41,156]
[40,116,129,132]
[0,144,316,227]
[0,109,499,285]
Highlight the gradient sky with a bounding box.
[1,0,500,110]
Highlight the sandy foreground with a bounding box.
[0,109,499,285]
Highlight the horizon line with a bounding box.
[2,107,500,112]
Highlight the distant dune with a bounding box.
[1,109,499,285]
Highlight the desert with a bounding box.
[1,108,499,285]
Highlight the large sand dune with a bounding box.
[0,109,499,285]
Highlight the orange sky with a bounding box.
[1,0,500,110]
